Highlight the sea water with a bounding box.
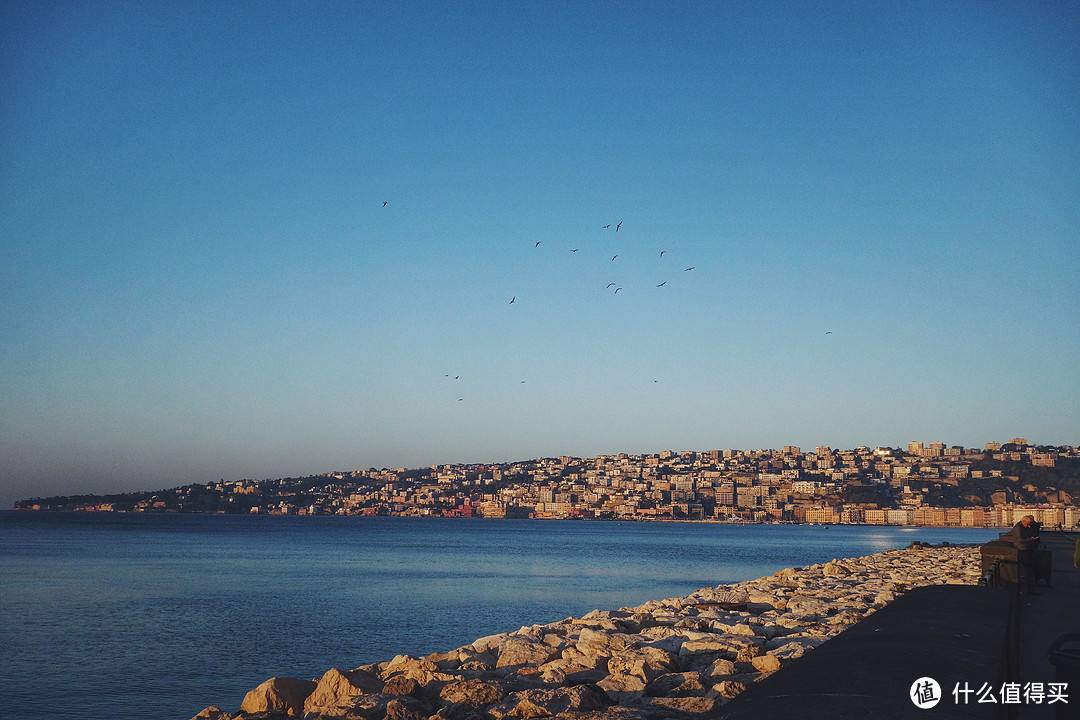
[0,512,998,720]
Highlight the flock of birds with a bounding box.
[382,199,702,305]
[379,200,832,403]
[512,218,700,303]
[432,213,705,402]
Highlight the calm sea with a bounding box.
[0,512,999,720]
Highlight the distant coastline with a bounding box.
[13,439,1080,531]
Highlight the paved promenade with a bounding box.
[1016,531,1080,719]
[717,532,1080,719]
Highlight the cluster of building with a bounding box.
[25,438,1079,529]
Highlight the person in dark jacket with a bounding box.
[1009,515,1041,591]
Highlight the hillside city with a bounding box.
[16,438,1080,529]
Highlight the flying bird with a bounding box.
[606,283,616,288]
[684,266,695,271]
[826,331,833,335]
[382,201,387,206]
[612,255,618,261]
[660,250,665,257]
[602,224,611,229]
[614,287,622,293]
[571,249,578,252]
[616,221,622,231]
[656,281,666,287]
[510,296,515,304]
[535,241,541,247]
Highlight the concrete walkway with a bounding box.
[1016,531,1080,720]
[716,534,1080,720]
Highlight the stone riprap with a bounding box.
[193,543,981,720]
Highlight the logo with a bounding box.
[911,677,942,709]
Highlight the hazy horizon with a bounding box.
[2,1,1078,513]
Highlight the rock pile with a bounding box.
[193,543,981,720]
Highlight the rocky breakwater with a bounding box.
[193,543,982,720]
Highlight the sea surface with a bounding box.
[0,511,999,720]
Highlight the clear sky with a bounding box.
[2,0,1078,509]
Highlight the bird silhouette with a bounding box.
[659,250,665,257]
[535,241,541,247]
[606,283,616,288]
[826,331,833,335]
[382,201,387,206]
[684,266,695,271]
[612,255,618,261]
[510,296,515,304]
[656,281,666,287]
[616,221,622,231]
[571,249,578,252]
[602,224,611,229]
[614,287,622,293]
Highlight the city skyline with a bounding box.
[2,2,1078,512]
[10,435,1074,512]
[16,437,1078,533]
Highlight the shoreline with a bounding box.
[194,542,983,720]
[2,508,1023,532]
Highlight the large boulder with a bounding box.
[573,627,635,657]
[645,672,709,698]
[314,692,427,720]
[439,678,509,707]
[822,560,852,576]
[496,638,560,670]
[487,684,611,719]
[634,695,718,716]
[383,655,438,677]
[785,595,832,618]
[678,634,760,660]
[239,676,317,717]
[385,697,428,720]
[765,636,826,659]
[304,667,384,715]
[606,647,676,682]
[470,633,509,655]
[703,658,737,679]
[710,679,747,700]
[537,655,608,685]
[751,654,782,673]
[597,671,648,702]
[189,707,235,720]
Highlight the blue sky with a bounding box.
[2,0,1078,508]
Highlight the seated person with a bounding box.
[1008,515,1041,589]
